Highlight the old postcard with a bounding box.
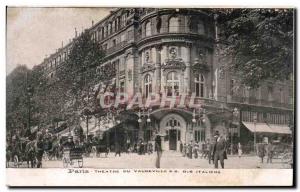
[6,7,295,187]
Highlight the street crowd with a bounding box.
[6,127,287,169]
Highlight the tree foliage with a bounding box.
[7,31,106,133]
[216,8,294,88]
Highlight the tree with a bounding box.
[216,8,294,88]
[55,31,106,126]
[6,65,31,133]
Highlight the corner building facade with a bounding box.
[41,8,293,151]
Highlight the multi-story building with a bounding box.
[40,8,293,151]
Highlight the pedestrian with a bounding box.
[155,135,162,168]
[257,143,266,163]
[266,141,273,163]
[207,139,213,164]
[193,142,199,159]
[148,142,153,154]
[63,136,75,150]
[183,143,187,157]
[188,141,193,159]
[238,142,242,158]
[212,131,227,169]
[36,134,44,168]
[115,142,121,157]
[180,141,183,153]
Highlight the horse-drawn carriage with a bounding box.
[6,137,36,168]
[62,147,84,168]
[272,142,293,167]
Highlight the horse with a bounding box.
[25,140,37,168]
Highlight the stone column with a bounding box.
[155,46,161,94]
[115,59,120,92]
[126,51,135,98]
[160,46,167,93]
[184,45,191,94]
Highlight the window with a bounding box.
[108,23,112,35]
[120,81,125,93]
[112,21,115,33]
[268,86,273,102]
[102,27,105,39]
[156,17,162,33]
[194,129,205,142]
[105,25,108,37]
[112,39,117,47]
[97,28,101,41]
[195,74,205,97]
[145,21,151,36]
[120,33,126,42]
[166,118,181,127]
[168,17,179,32]
[119,59,125,72]
[117,17,121,29]
[279,88,284,103]
[144,74,152,98]
[166,71,180,96]
[230,79,234,96]
[103,44,108,50]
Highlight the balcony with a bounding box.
[105,41,128,56]
[136,26,213,43]
[229,96,292,109]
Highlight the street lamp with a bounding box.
[253,113,257,153]
[232,107,239,155]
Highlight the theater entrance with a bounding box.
[169,129,178,150]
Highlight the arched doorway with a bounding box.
[159,113,187,151]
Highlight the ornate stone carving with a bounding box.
[140,63,155,73]
[162,58,186,71]
[192,51,209,73]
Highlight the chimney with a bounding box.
[75,27,78,37]
[61,41,63,48]
[92,20,94,26]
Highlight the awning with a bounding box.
[268,124,292,134]
[242,122,274,133]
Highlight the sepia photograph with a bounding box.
[5,6,295,186]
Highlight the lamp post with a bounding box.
[137,108,151,140]
[192,108,206,143]
[232,107,239,155]
[253,113,257,153]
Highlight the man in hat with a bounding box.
[212,131,227,169]
[63,136,75,150]
[155,135,162,168]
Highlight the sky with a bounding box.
[6,7,112,74]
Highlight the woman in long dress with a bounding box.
[238,142,242,158]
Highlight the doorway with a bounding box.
[169,129,177,150]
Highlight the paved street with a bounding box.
[8,151,291,169]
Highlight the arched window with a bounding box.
[166,118,181,127]
[195,74,205,97]
[166,71,180,96]
[168,17,179,32]
[145,21,151,36]
[197,21,205,35]
[144,74,152,98]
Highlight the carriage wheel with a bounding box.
[63,157,68,168]
[78,158,83,168]
[13,155,19,168]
